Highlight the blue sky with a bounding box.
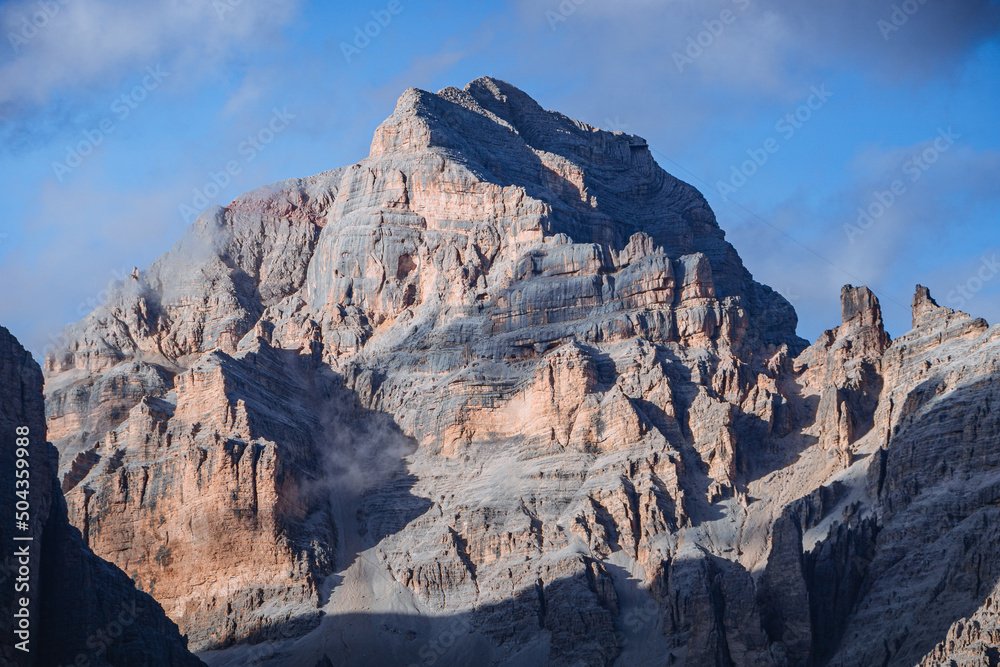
[1,0,998,358]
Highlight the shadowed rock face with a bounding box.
[38,78,1000,666]
[0,326,203,666]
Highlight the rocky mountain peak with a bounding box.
[909,284,990,343]
[840,284,882,326]
[837,284,891,356]
[368,78,801,349]
[912,283,943,327]
[29,79,1000,666]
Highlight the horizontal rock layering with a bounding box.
[42,78,1000,666]
[0,326,204,666]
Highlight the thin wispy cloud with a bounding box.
[0,0,300,109]
[727,140,1000,336]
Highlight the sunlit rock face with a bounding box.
[42,78,1000,666]
[0,326,203,666]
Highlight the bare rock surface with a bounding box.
[41,78,1000,666]
[917,587,1000,666]
[0,325,203,666]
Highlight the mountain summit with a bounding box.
[36,79,1000,666]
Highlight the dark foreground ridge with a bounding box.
[0,326,204,666]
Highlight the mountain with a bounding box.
[37,77,1000,666]
[0,326,204,666]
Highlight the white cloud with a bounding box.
[0,172,187,358]
[220,74,264,118]
[725,141,1000,339]
[0,0,301,110]
[510,0,1000,146]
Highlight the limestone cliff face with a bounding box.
[41,78,1000,666]
[824,290,1000,667]
[0,326,203,666]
